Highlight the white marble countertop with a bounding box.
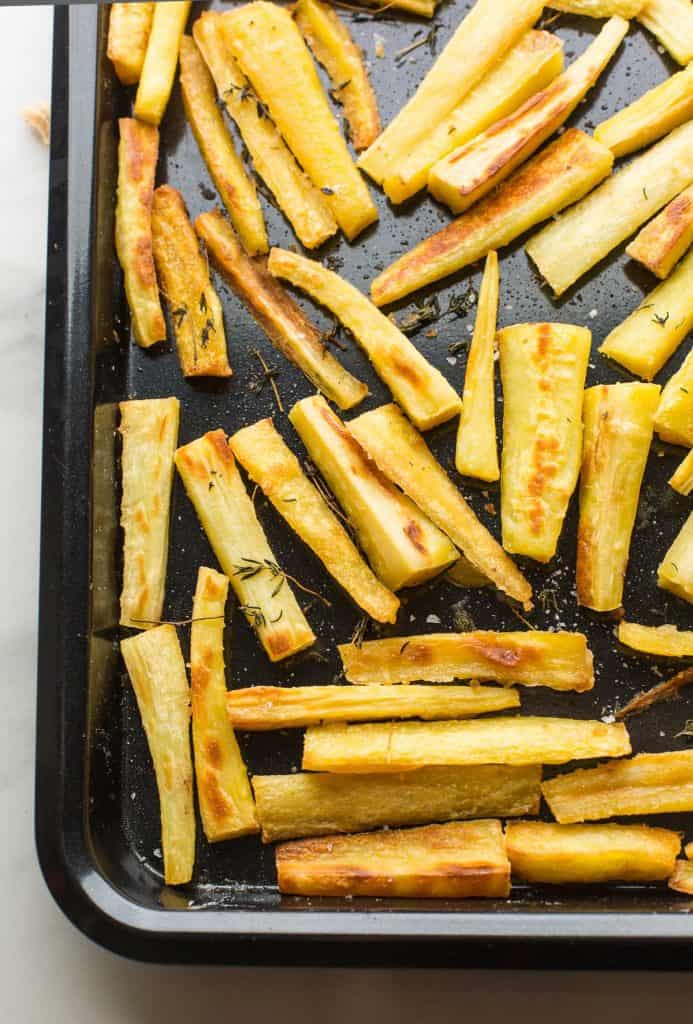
[2,5,693,1020]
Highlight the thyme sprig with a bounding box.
[251,349,284,412]
[232,557,331,608]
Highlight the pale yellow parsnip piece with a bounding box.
[670,448,693,495]
[134,1,191,125]
[654,349,693,447]
[638,0,693,64]
[595,64,693,159]
[107,2,154,85]
[658,511,693,606]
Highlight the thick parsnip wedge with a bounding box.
[294,0,380,151]
[339,631,594,691]
[669,857,693,895]
[289,396,458,591]
[638,0,693,65]
[526,122,693,296]
[542,750,693,823]
[618,621,693,657]
[506,821,680,884]
[229,418,398,623]
[577,383,660,612]
[302,717,630,772]
[133,1,191,125]
[428,17,627,214]
[357,0,545,185]
[269,248,460,430]
[107,2,154,85]
[599,250,693,379]
[252,765,542,842]
[595,64,693,159]
[499,323,591,563]
[179,35,267,257]
[372,130,613,306]
[175,430,315,661]
[196,212,366,410]
[119,398,179,629]
[151,186,230,378]
[549,0,646,12]
[121,625,194,886]
[658,511,693,606]
[222,2,377,241]
[655,349,693,447]
[115,118,165,349]
[191,568,257,842]
[227,683,519,730]
[276,820,511,898]
[456,252,500,483]
[383,30,564,204]
[627,185,693,279]
[349,404,532,607]
[670,448,693,496]
[192,12,337,249]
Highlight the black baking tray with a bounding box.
[36,1,693,966]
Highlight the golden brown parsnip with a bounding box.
[658,511,693,606]
[618,621,693,658]
[627,185,693,279]
[107,2,154,85]
[133,1,191,125]
[670,448,693,496]
[654,349,693,447]
[638,0,693,64]
[595,64,693,159]
[275,820,511,898]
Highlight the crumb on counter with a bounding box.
[22,102,50,145]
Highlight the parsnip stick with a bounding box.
[595,64,693,159]
[658,511,693,606]
[134,1,191,125]
[627,185,693,279]
[549,0,645,12]
[107,2,154,85]
[618,621,693,658]
[669,858,693,895]
[638,0,693,65]
[670,448,693,496]
[655,349,693,447]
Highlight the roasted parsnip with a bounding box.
[655,348,693,447]
[121,625,195,886]
[115,118,165,348]
[577,383,660,612]
[526,121,693,296]
[229,418,399,623]
[227,683,519,730]
[499,323,591,562]
[252,765,542,842]
[302,717,631,772]
[133,1,191,125]
[600,250,693,379]
[338,631,594,691]
[349,403,532,607]
[627,185,693,279]
[294,0,380,151]
[289,396,459,591]
[190,568,258,842]
[638,0,693,65]
[268,248,461,431]
[658,511,693,606]
[107,2,154,85]
[595,64,693,159]
[383,30,564,204]
[549,0,646,12]
[222,2,377,241]
[542,750,693,823]
[196,212,367,410]
[669,855,693,895]
[455,252,500,483]
[348,0,435,13]
[618,621,693,658]
[371,129,613,306]
[175,430,315,661]
[506,821,680,884]
[428,17,627,214]
[357,0,545,185]
[276,820,511,899]
[670,448,693,496]
[119,398,179,629]
[192,11,337,249]
[179,35,267,257]
[151,186,231,378]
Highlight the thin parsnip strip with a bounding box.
[655,349,693,447]
[542,750,693,823]
[115,118,165,348]
[549,0,646,12]
[349,403,532,607]
[175,430,315,661]
[289,396,459,591]
[107,2,154,85]
[121,625,195,885]
[275,820,511,898]
[595,64,693,159]
[338,0,435,13]
[671,448,693,496]
[229,418,399,623]
[252,765,542,842]
[338,631,594,691]
[302,717,631,772]
[193,11,337,249]
[638,0,693,65]
[190,568,258,842]
[627,185,693,279]
[196,212,367,410]
[179,35,267,257]
[618,621,693,658]
[119,398,179,629]
[658,511,693,606]
[151,186,231,378]
[268,248,461,430]
[133,1,191,125]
